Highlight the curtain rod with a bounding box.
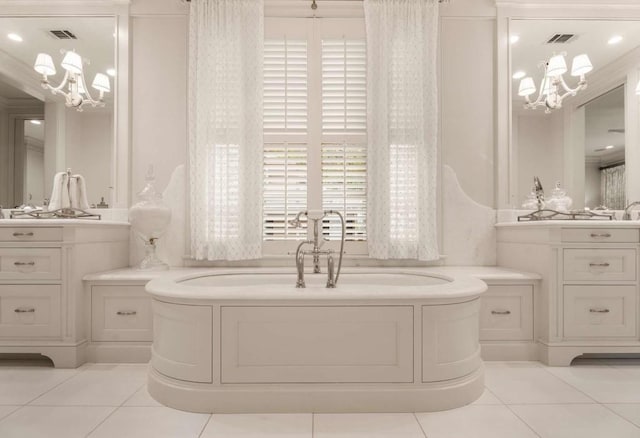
[600,161,625,171]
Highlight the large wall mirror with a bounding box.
[509,18,640,210]
[0,16,115,209]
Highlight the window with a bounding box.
[263,18,367,253]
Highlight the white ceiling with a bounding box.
[0,78,32,99]
[0,16,115,105]
[511,19,640,104]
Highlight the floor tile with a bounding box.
[511,404,640,438]
[606,404,640,428]
[0,406,114,438]
[472,388,503,405]
[484,362,593,404]
[122,385,162,407]
[0,367,79,405]
[416,405,539,438]
[314,413,425,438]
[546,365,640,403]
[30,364,147,406]
[88,406,210,438]
[200,413,312,437]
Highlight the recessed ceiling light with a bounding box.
[30,120,41,125]
[509,35,520,44]
[605,145,615,149]
[608,35,623,45]
[512,70,526,80]
[7,33,22,42]
[106,68,116,77]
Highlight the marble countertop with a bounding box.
[495,220,640,228]
[0,219,129,227]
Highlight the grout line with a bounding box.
[118,383,146,407]
[311,412,315,438]
[413,412,428,438]
[0,405,25,425]
[502,404,543,438]
[23,367,87,406]
[197,413,213,438]
[536,364,603,404]
[83,405,119,437]
[599,403,640,431]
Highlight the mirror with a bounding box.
[510,19,640,210]
[0,16,115,209]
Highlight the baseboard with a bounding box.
[87,342,152,363]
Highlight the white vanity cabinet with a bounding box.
[497,222,640,365]
[0,221,129,367]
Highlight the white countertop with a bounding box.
[0,219,129,227]
[496,220,639,228]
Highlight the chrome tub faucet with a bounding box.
[289,210,345,288]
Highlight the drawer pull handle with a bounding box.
[590,233,612,238]
[13,261,35,266]
[589,262,610,268]
[12,232,34,237]
[116,310,137,316]
[14,307,35,313]
[491,309,511,315]
[589,308,610,314]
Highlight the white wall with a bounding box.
[585,161,602,208]
[64,111,113,205]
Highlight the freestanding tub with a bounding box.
[146,268,487,413]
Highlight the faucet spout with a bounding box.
[326,253,336,288]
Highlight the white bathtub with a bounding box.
[146,268,487,413]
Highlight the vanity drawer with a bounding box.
[0,285,61,338]
[91,285,153,342]
[563,285,637,338]
[563,249,636,282]
[480,285,533,341]
[561,228,638,243]
[0,248,61,280]
[0,227,62,242]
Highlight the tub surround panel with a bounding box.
[220,306,414,384]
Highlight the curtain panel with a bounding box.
[364,0,440,260]
[601,164,625,211]
[188,0,264,260]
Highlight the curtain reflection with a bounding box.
[601,164,625,210]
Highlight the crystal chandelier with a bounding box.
[33,50,110,112]
[518,52,593,113]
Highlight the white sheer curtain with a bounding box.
[188,0,263,260]
[364,0,439,260]
[601,164,626,210]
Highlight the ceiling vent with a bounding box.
[545,33,576,44]
[48,30,77,40]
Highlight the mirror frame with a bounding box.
[496,0,640,209]
[0,0,131,208]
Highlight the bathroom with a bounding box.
[1,0,640,436]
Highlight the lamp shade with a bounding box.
[34,53,56,76]
[518,77,536,97]
[571,54,593,76]
[91,73,110,93]
[546,54,567,77]
[61,51,83,74]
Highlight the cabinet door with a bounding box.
[480,285,533,341]
[563,285,637,338]
[91,285,152,342]
[0,285,61,338]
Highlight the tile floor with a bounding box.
[1,359,640,437]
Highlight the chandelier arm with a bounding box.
[80,72,99,104]
[47,70,71,92]
[557,75,580,95]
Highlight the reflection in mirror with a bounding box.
[0,16,115,209]
[511,19,640,210]
[584,86,625,210]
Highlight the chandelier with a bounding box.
[518,52,593,113]
[33,50,111,112]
